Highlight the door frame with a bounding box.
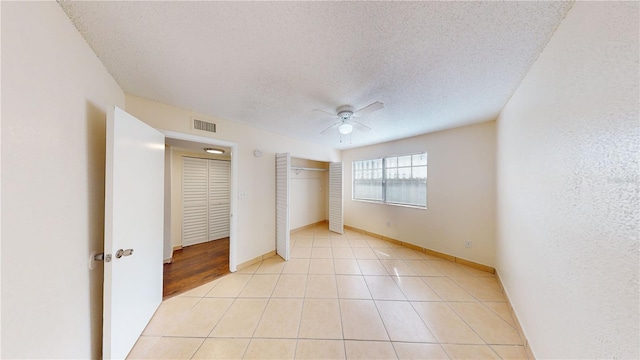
[161,129,238,272]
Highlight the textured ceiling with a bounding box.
[60,1,573,150]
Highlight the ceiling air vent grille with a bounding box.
[192,118,217,133]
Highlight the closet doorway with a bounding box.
[289,157,330,231]
[278,156,343,255]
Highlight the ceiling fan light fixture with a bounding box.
[338,123,353,135]
[204,148,225,154]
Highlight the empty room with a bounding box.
[1,1,638,360]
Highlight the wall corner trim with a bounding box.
[341,224,536,357]
[236,250,278,271]
[291,220,329,234]
[495,270,536,360]
[343,225,495,274]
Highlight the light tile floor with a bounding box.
[128,225,527,359]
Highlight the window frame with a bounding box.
[352,152,427,209]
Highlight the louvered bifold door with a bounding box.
[182,157,209,246]
[329,162,344,234]
[275,153,291,261]
[208,159,230,240]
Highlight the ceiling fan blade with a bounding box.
[320,122,340,134]
[351,120,372,132]
[353,101,384,116]
[312,108,338,118]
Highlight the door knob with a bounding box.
[115,248,134,258]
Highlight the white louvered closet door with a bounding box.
[183,157,209,246]
[208,159,230,240]
[275,153,291,261]
[329,162,344,234]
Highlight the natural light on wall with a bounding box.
[353,152,427,207]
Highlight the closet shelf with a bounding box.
[291,166,328,175]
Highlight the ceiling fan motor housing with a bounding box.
[337,105,354,120]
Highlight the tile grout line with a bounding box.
[327,231,349,359]
[185,292,213,360]
[211,265,260,358]
[137,224,518,359]
[293,233,311,359]
[349,230,404,359]
[440,274,523,345]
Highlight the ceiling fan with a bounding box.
[315,101,384,136]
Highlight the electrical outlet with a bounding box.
[465,241,472,248]
[239,192,247,199]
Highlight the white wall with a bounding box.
[1,2,125,358]
[125,96,341,264]
[342,121,496,266]
[170,147,230,250]
[290,158,328,229]
[495,2,639,358]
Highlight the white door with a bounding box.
[329,162,344,234]
[104,106,165,359]
[183,158,230,246]
[208,159,231,240]
[182,157,209,246]
[275,153,291,260]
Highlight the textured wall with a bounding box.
[1,2,125,358]
[496,2,639,358]
[342,121,497,266]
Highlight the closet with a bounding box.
[275,154,343,260]
[182,157,230,247]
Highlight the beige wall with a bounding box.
[1,2,125,358]
[342,121,496,266]
[125,96,341,264]
[4,2,636,359]
[169,147,230,251]
[495,2,639,358]
[290,158,329,229]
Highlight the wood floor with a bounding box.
[163,238,230,299]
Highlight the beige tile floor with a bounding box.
[128,225,527,359]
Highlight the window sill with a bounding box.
[351,198,427,210]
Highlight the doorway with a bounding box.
[289,157,343,235]
[162,238,229,298]
[160,130,238,297]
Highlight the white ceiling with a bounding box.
[60,1,573,150]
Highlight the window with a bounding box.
[353,158,383,201]
[352,152,427,207]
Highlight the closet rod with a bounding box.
[291,166,328,175]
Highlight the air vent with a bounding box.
[192,118,217,133]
